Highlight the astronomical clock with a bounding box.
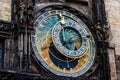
[31,4,98,79]
[0,0,111,80]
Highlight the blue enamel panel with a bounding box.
[89,35,93,40]
[32,30,36,35]
[92,49,95,56]
[81,31,85,36]
[91,42,95,48]
[68,22,72,26]
[85,28,90,32]
[83,43,87,47]
[32,37,35,43]
[79,28,82,32]
[89,57,93,63]
[80,48,84,52]
[58,10,63,14]
[57,72,64,76]
[49,68,55,72]
[79,20,85,26]
[77,50,82,53]
[44,12,49,17]
[66,12,71,16]
[83,39,87,43]
[38,16,43,21]
[79,69,85,74]
[50,11,56,14]
[82,45,86,49]
[72,23,77,28]
[73,72,79,77]
[65,73,72,77]
[85,63,90,70]
[73,16,78,20]
[33,46,38,53]
[34,22,39,27]
[42,61,48,68]
[36,54,42,61]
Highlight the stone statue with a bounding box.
[27,5,34,29]
[15,3,26,28]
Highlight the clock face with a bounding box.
[52,21,87,58]
[32,10,96,77]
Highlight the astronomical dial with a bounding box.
[32,10,96,77]
[52,21,88,58]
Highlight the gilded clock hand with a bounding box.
[59,13,65,25]
[41,44,54,49]
[59,13,66,41]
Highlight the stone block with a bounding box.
[115,48,120,55]
[111,72,116,78]
[105,0,120,79]
[0,0,11,21]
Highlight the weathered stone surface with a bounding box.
[116,55,120,80]
[105,1,120,79]
[105,1,120,55]
[0,0,11,21]
[108,49,117,80]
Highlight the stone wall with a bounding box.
[105,0,120,55]
[0,0,11,22]
[105,0,120,80]
[116,55,120,80]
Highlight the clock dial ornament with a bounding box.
[32,10,96,77]
[52,21,88,58]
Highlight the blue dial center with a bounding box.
[60,27,82,51]
[52,21,87,58]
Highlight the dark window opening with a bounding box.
[0,40,4,69]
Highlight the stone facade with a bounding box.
[105,0,120,55]
[116,55,120,80]
[0,0,11,22]
[105,0,120,80]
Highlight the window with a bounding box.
[0,40,4,69]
